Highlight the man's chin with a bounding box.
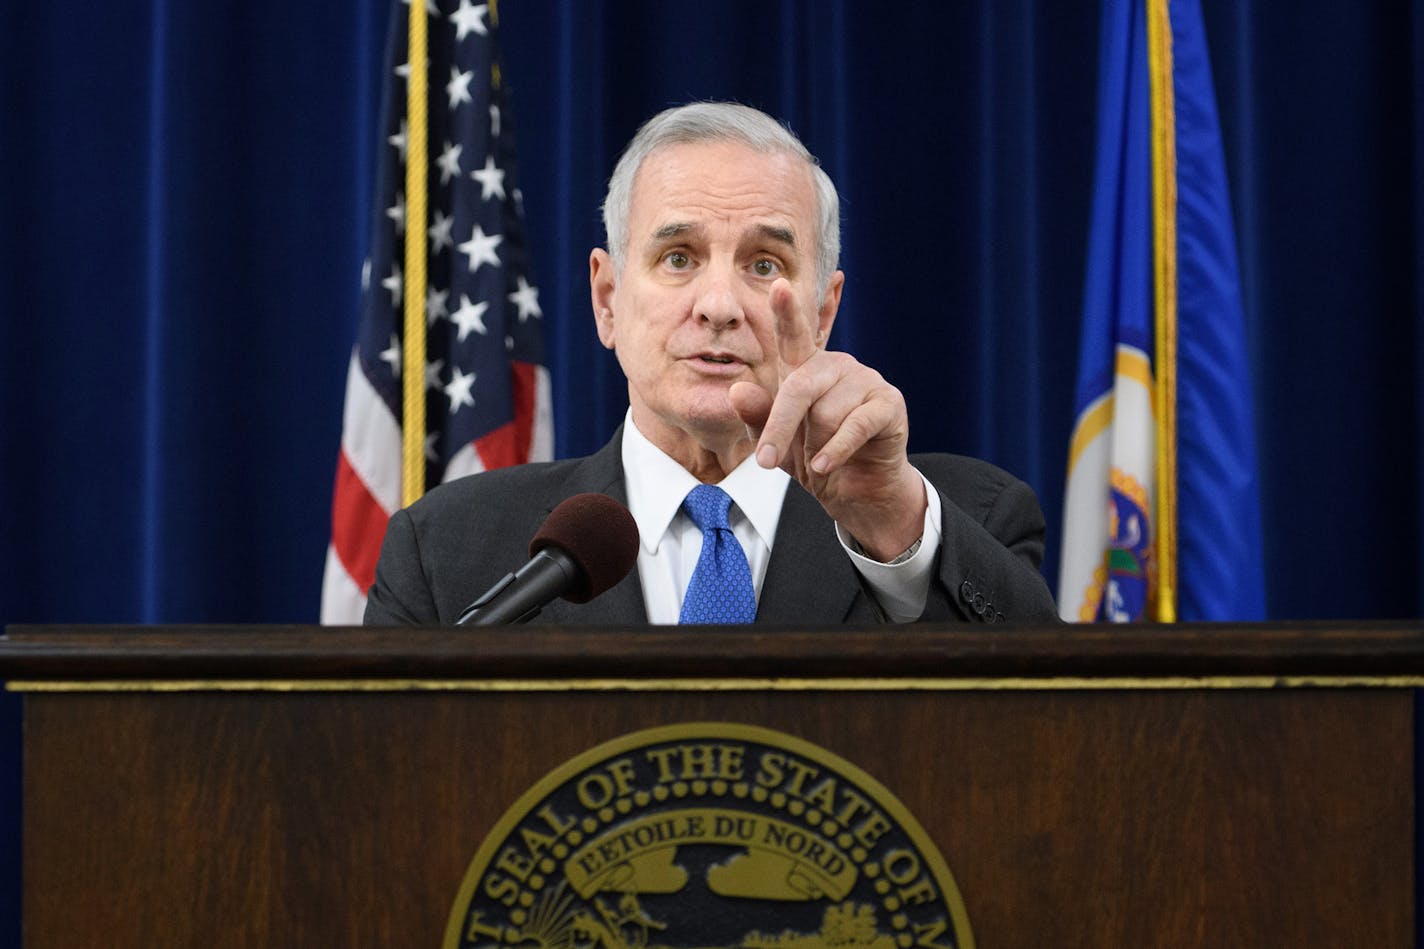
[635,385,754,443]
[670,394,754,440]
[680,407,744,438]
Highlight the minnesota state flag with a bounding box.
[1058,0,1265,622]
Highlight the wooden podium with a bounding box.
[0,623,1417,948]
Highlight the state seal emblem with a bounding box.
[1076,468,1155,622]
[444,723,973,949]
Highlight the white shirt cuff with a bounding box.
[835,471,943,623]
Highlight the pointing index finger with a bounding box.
[770,278,817,374]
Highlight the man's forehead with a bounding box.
[628,141,816,234]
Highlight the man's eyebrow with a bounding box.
[755,223,797,248]
[647,221,798,251]
[650,222,698,242]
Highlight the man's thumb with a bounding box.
[729,381,773,432]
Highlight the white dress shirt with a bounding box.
[620,411,943,624]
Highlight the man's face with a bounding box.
[590,140,843,460]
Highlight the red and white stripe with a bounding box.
[320,348,552,624]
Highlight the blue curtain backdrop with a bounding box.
[2,1,1422,942]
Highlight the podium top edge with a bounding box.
[1,621,1422,684]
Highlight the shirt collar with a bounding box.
[621,410,790,553]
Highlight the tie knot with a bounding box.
[682,484,733,533]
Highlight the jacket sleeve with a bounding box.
[363,507,441,625]
[918,457,1060,624]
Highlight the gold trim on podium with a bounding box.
[8,675,1424,693]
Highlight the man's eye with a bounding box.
[751,258,779,277]
[665,252,691,269]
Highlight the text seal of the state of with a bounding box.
[443,723,974,949]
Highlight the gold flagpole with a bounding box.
[1146,0,1179,622]
[401,0,431,507]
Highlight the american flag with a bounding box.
[322,0,552,623]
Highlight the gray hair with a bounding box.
[601,102,841,296]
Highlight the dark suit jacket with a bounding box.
[364,428,1058,625]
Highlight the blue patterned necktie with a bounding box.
[678,484,757,624]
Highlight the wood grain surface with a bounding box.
[21,686,1412,948]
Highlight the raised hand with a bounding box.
[729,279,927,561]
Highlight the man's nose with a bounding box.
[692,265,744,330]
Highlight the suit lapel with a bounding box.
[534,428,649,626]
[756,481,866,624]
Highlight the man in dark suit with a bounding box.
[365,102,1057,626]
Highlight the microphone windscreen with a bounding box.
[528,493,640,603]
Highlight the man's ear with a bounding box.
[815,270,845,348]
[589,248,617,349]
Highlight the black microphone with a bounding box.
[455,493,640,625]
